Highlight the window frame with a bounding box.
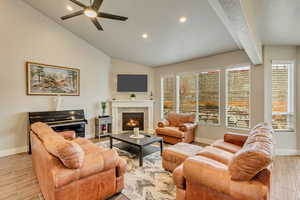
[271,60,295,133]
[198,70,221,126]
[178,72,198,114]
[160,75,176,119]
[225,65,251,130]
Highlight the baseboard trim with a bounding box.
[195,137,214,145]
[275,149,300,156]
[0,146,28,158]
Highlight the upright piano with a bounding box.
[28,109,87,153]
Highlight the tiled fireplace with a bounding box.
[111,100,154,133]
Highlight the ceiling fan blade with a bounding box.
[61,10,84,20]
[98,12,128,21]
[69,0,87,8]
[92,0,104,11]
[91,18,104,31]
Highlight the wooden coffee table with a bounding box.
[108,133,163,166]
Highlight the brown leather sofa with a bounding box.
[156,112,197,144]
[30,122,126,200]
[173,123,274,200]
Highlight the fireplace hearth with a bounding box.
[122,112,144,131]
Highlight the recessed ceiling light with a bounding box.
[142,33,148,39]
[66,5,73,11]
[179,16,187,23]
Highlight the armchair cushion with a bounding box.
[197,146,234,165]
[166,112,195,127]
[179,123,197,132]
[80,143,119,178]
[156,127,184,138]
[224,132,249,147]
[52,139,85,169]
[212,139,242,153]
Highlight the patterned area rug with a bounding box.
[97,141,176,200]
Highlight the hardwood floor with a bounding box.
[271,156,300,200]
[0,152,299,200]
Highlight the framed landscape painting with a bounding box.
[26,62,80,96]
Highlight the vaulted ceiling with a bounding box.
[23,0,239,66]
[23,0,299,67]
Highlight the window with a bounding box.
[161,76,176,117]
[179,74,197,113]
[271,62,294,131]
[226,67,250,129]
[199,71,220,125]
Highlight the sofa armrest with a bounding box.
[183,156,229,192]
[116,158,127,177]
[179,123,197,132]
[224,132,248,147]
[173,164,186,189]
[158,119,170,128]
[183,156,268,200]
[58,131,76,140]
[101,149,119,171]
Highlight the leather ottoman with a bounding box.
[162,142,203,172]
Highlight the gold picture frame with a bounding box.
[26,62,80,96]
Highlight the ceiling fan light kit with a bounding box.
[61,0,128,31]
[84,8,97,18]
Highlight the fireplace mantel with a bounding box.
[110,100,154,133]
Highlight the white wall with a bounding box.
[111,59,155,100]
[154,50,265,143]
[0,0,111,157]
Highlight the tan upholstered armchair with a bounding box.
[156,112,197,144]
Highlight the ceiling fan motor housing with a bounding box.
[61,0,128,31]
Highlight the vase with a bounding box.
[102,108,106,116]
[54,95,62,111]
[134,127,139,137]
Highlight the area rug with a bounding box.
[97,141,176,200]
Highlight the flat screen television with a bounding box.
[117,74,148,92]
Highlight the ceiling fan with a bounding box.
[61,0,128,31]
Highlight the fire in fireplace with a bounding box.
[122,112,144,131]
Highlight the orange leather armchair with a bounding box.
[30,122,126,200]
[156,112,197,144]
[173,123,273,200]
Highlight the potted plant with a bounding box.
[130,93,136,101]
[101,101,107,116]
